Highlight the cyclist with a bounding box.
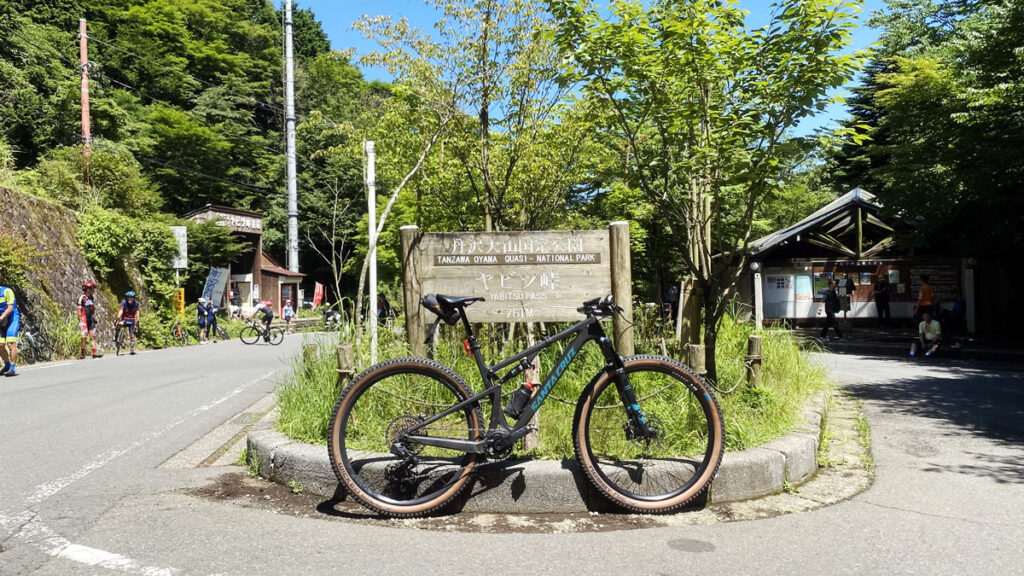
[116,290,141,355]
[79,282,102,359]
[0,284,21,376]
[250,298,275,342]
[199,297,219,343]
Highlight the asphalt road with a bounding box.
[2,345,1021,575]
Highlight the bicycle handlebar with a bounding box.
[577,294,620,317]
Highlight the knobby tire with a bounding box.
[328,357,483,518]
[573,355,724,513]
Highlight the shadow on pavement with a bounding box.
[844,361,1024,446]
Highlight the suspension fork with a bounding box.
[595,335,656,438]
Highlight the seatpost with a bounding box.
[458,306,490,377]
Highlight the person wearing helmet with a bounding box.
[197,297,212,344]
[0,283,21,377]
[197,296,219,344]
[282,299,294,333]
[116,289,141,355]
[250,298,275,341]
[78,282,102,359]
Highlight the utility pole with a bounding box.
[365,141,378,363]
[79,18,91,158]
[284,0,299,272]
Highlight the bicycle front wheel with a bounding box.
[267,328,284,345]
[574,355,724,513]
[239,326,261,345]
[114,327,125,355]
[328,357,484,518]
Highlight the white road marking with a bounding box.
[1,368,281,575]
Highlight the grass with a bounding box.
[276,306,832,459]
[856,407,876,476]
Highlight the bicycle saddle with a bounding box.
[420,294,485,325]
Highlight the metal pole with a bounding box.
[284,0,299,272]
[79,19,91,157]
[366,141,378,362]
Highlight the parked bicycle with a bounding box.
[239,319,283,345]
[17,321,53,364]
[211,324,230,341]
[328,294,724,518]
[165,319,190,347]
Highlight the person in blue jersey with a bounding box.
[0,284,21,376]
[116,290,142,355]
[201,298,219,343]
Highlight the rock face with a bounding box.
[0,187,110,340]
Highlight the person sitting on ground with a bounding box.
[910,311,942,357]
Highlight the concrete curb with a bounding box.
[247,392,827,513]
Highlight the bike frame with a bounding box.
[404,308,645,455]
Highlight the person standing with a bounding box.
[79,282,102,359]
[203,298,220,343]
[0,284,21,376]
[872,274,891,327]
[197,297,211,344]
[820,279,844,340]
[911,311,942,357]
[282,299,294,333]
[915,274,935,321]
[116,290,141,355]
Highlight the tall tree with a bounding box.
[355,0,585,233]
[550,0,863,380]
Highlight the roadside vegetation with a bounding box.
[276,308,830,457]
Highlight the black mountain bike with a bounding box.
[17,322,54,364]
[328,294,724,518]
[240,319,283,345]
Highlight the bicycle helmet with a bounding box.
[198,297,208,305]
[82,281,95,290]
[125,290,136,298]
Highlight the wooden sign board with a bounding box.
[414,230,612,323]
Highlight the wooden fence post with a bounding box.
[336,342,355,387]
[746,334,762,388]
[686,344,706,375]
[400,225,426,357]
[609,221,634,356]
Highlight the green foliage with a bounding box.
[77,205,136,279]
[0,232,43,292]
[828,0,1024,255]
[278,307,830,457]
[183,219,248,298]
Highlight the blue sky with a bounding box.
[295,0,886,134]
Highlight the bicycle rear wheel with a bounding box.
[35,338,53,361]
[328,357,484,518]
[239,326,260,344]
[574,355,724,513]
[18,339,36,364]
[267,328,284,345]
